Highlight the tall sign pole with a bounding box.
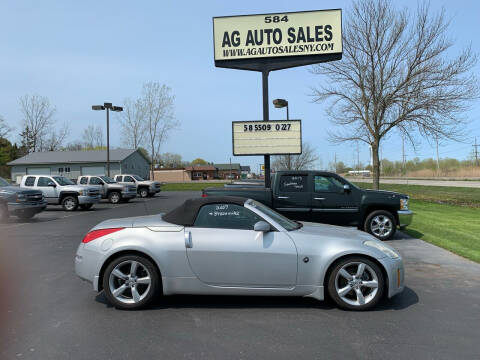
[262,70,271,187]
[213,9,343,188]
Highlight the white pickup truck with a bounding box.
[77,175,137,204]
[21,175,101,211]
[114,174,161,198]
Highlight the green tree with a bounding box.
[191,158,207,165]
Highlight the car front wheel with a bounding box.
[108,191,121,204]
[138,188,149,198]
[62,196,78,211]
[103,255,160,310]
[364,210,396,240]
[328,257,385,311]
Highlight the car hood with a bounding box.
[296,221,374,242]
[364,189,407,198]
[64,185,97,192]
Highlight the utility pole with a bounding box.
[402,136,406,172]
[474,137,479,166]
[334,153,337,173]
[435,136,440,174]
[356,142,360,170]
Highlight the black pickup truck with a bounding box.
[203,171,413,240]
[0,176,47,221]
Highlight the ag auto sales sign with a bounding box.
[213,10,342,62]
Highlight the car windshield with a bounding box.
[133,175,144,181]
[100,176,116,184]
[0,177,9,186]
[52,176,74,186]
[246,199,302,231]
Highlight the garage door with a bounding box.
[27,167,51,175]
[81,166,105,175]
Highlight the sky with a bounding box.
[1,0,479,172]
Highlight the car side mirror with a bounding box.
[48,182,56,187]
[343,184,351,192]
[254,221,271,232]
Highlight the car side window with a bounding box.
[90,177,102,185]
[24,177,36,186]
[115,176,122,182]
[279,175,308,192]
[314,175,343,192]
[79,177,88,185]
[194,203,263,230]
[37,177,53,187]
[124,176,134,183]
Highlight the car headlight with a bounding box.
[16,193,26,201]
[78,190,88,196]
[400,198,409,210]
[363,240,400,259]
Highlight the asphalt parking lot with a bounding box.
[1,191,479,360]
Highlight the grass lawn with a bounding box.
[161,182,225,191]
[405,200,480,263]
[353,182,480,207]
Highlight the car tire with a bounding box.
[80,204,93,210]
[17,211,35,220]
[364,210,396,240]
[0,203,9,222]
[61,195,78,211]
[103,255,160,310]
[327,256,385,311]
[108,191,121,204]
[139,188,149,198]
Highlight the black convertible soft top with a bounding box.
[162,196,249,226]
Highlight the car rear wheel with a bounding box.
[138,188,149,198]
[327,257,385,311]
[62,196,78,211]
[103,255,160,310]
[108,191,121,204]
[364,210,396,240]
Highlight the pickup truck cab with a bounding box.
[77,175,137,204]
[21,175,101,211]
[114,174,161,198]
[203,171,413,240]
[0,176,47,221]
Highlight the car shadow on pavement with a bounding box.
[95,286,419,311]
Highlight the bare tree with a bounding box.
[311,0,478,189]
[138,81,177,178]
[272,142,319,170]
[119,97,145,149]
[82,124,104,149]
[19,95,56,152]
[0,115,12,139]
[43,122,70,151]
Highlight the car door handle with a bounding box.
[184,231,192,248]
[314,197,326,200]
[278,196,289,199]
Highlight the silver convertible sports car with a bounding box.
[75,197,405,311]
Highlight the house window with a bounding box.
[65,167,70,173]
[58,168,64,173]
[193,172,202,177]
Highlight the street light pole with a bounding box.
[92,103,123,178]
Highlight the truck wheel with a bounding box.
[139,188,149,198]
[80,204,93,210]
[0,203,9,222]
[108,191,121,204]
[364,210,396,241]
[62,196,78,211]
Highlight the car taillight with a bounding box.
[201,193,207,198]
[82,228,124,243]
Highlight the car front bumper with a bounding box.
[8,200,47,214]
[397,210,413,227]
[78,195,101,205]
[379,256,405,298]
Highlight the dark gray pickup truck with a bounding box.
[0,176,47,221]
[203,171,413,240]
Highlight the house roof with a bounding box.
[185,165,217,171]
[215,163,241,170]
[7,149,150,166]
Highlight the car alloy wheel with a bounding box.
[109,191,121,204]
[103,255,160,310]
[328,257,384,310]
[364,210,396,240]
[139,188,148,198]
[62,196,78,211]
